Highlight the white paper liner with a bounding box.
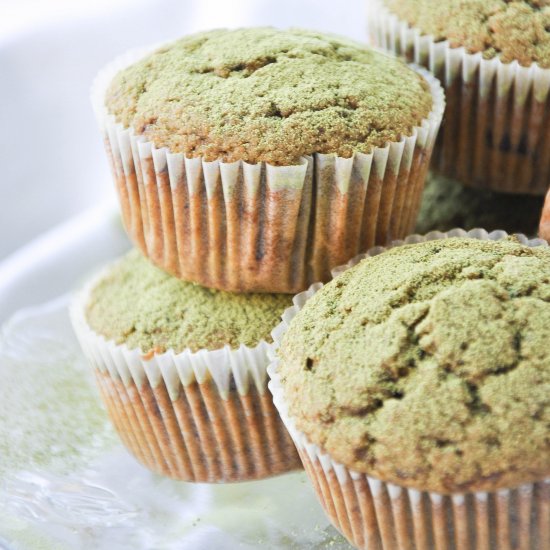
[90,45,445,293]
[268,228,550,548]
[70,269,301,482]
[367,0,550,196]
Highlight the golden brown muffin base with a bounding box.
[107,140,430,293]
[433,68,550,196]
[299,449,550,550]
[95,370,301,482]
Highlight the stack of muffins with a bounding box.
[71,28,443,484]
[69,20,550,550]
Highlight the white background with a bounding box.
[0,0,366,261]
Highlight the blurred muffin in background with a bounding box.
[416,173,543,237]
[368,0,550,195]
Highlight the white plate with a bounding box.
[0,208,349,550]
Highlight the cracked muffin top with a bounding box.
[383,0,550,67]
[86,250,292,353]
[104,27,433,165]
[277,237,550,493]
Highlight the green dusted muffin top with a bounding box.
[86,251,292,353]
[277,237,550,493]
[416,174,543,236]
[384,0,550,67]
[105,27,433,166]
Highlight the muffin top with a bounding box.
[416,174,543,236]
[384,0,550,67]
[277,237,550,493]
[86,250,292,354]
[105,27,433,165]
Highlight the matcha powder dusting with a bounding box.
[105,27,432,165]
[277,237,550,493]
[86,250,293,353]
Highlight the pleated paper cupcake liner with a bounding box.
[91,47,445,293]
[70,273,301,483]
[367,0,550,196]
[268,228,550,549]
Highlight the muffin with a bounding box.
[71,250,301,483]
[92,27,444,293]
[416,173,544,236]
[540,187,550,241]
[269,231,550,549]
[367,0,550,195]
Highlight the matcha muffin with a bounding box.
[93,27,444,293]
[269,232,550,549]
[368,0,550,195]
[416,173,544,236]
[71,250,301,483]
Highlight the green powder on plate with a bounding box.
[0,300,116,477]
